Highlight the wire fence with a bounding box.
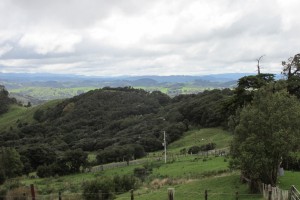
[1,188,264,200]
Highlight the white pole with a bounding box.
[164,131,167,163]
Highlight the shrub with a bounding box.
[188,146,201,154]
[83,177,115,200]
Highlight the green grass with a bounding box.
[278,171,300,190]
[168,128,233,153]
[116,173,263,200]
[0,100,62,131]
[0,105,29,130]
[10,87,97,100]
[152,156,229,178]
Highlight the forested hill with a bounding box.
[0,85,17,115]
[0,87,232,165]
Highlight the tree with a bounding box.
[282,53,300,79]
[0,147,23,179]
[230,83,300,191]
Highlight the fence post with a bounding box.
[130,189,134,200]
[58,191,62,200]
[98,190,102,200]
[268,184,272,200]
[205,190,208,200]
[235,191,239,200]
[30,184,35,200]
[168,188,175,200]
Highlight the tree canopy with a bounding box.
[230,83,300,191]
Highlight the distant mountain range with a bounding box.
[0,72,255,83]
[0,72,263,104]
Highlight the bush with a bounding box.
[83,175,138,200]
[113,175,137,192]
[83,177,115,200]
[36,165,54,178]
[133,167,150,182]
[188,146,201,154]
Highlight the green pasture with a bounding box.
[0,100,61,131]
[278,171,300,190]
[9,87,97,100]
[0,105,29,130]
[116,173,263,200]
[168,128,233,153]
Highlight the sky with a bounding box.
[0,0,299,76]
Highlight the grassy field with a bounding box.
[278,171,300,190]
[15,128,244,198]
[167,128,233,153]
[1,127,265,199]
[9,87,98,101]
[116,173,263,200]
[0,100,61,131]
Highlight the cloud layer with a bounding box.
[0,0,299,76]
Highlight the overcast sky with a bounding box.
[0,0,299,76]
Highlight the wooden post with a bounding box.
[235,191,239,200]
[168,188,175,200]
[59,191,62,200]
[130,189,134,200]
[268,184,272,200]
[205,190,208,200]
[98,190,102,200]
[30,184,35,200]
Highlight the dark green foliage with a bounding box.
[96,144,145,164]
[83,177,115,200]
[19,144,56,170]
[177,89,233,127]
[188,146,201,154]
[0,86,16,115]
[230,84,300,191]
[0,147,23,179]
[188,143,216,154]
[33,109,44,122]
[36,149,88,177]
[82,175,137,200]
[36,165,53,178]
[281,154,300,171]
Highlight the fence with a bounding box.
[1,185,263,200]
[91,147,230,173]
[261,183,300,200]
[290,185,300,200]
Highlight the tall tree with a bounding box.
[282,53,300,79]
[0,147,23,180]
[230,83,300,191]
[282,54,300,98]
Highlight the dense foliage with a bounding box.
[1,86,233,174]
[230,68,300,191]
[82,175,138,200]
[0,85,16,115]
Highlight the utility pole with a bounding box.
[163,131,167,164]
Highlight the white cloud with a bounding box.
[0,44,13,57]
[0,0,299,76]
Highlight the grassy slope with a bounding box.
[0,105,29,130]
[0,100,62,131]
[9,124,298,199]
[10,87,97,100]
[168,128,233,153]
[278,171,300,190]
[116,173,263,200]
